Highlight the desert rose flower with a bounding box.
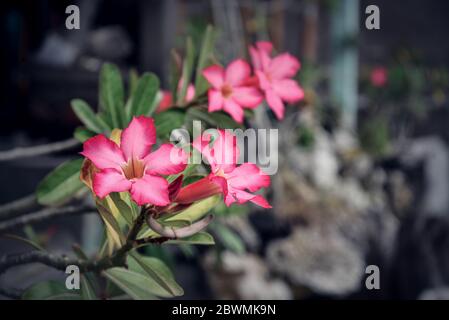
[370,67,388,87]
[249,41,304,120]
[81,116,187,206]
[156,80,195,113]
[202,59,263,123]
[175,129,271,208]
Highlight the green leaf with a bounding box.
[71,99,109,133]
[109,193,134,227]
[103,267,169,299]
[195,25,215,97]
[128,68,139,97]
[73,126,96,143]
[154,109,186,140]
[165,232,215,245]
[99,63,126,129]
[212,224,245,254]
[22,281,81,300]
[128,252,183,297]
[96,201,125,251]
[128,73,160,118]
[36,158,84,206]
[177,37,195,104]
[186,108,243,129]
[169,49,182,102]
[163,195,220,223]
[81,275,97,300]
[3,234,45,251]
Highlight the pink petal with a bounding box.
[156,90,173,113]
[192,133,216,170]
[225,59,251,86]
[208,89,224,112]
[228,163,270,192]
[93,169,132,198]
[249,46,262,71]
[272,79,304,103]
[120,116,156,161]
[130,174,170,206]
[255,70,272,91]
[232,87,263,108]
[81,135,126,170]
[186,84,196,102]
[209,175,228,196]
[256,41,273,54]
[202,65,224,89]
[232,189,271,208]
[223,99,244,124]
[265,89,285,120]
[144,144,187,175]
[210,129,240,173]
[269,53,300,79]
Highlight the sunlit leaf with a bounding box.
[163,195,220,223]
[96,202,125,254]
[36,158,85,206]
[212,223,245,254]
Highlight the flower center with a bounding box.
[122,158,145,180]
[221,84,233,98]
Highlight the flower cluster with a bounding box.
[203,41,304,122]
[81,116,271,208]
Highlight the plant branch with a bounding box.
[0,195,39,221]
[0,205,95,234]
[0,138,80,162]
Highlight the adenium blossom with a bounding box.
[202,59,263,123]
[81,116,187,206]
[175,129,271,208]
[370,67,388,87]
[156,79,195,113]
[249,41,304,120]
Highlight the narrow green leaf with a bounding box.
[3,234,45,251]
[128,252,183,297]
[109,193,134,227]
[212,224,245,254]
[177,37,195,104]
[22,281,80,300]
[195,25,215,97]
[36,158,84,206]
[103,267,171,299]
[97,202,125,250]
[129,73,160,118]
[71,99,109,133]
[74,126,96,143]
[153,109,186,140]
[169,49,182,102]
[81,275,97,300]
[165,232,215,245]
[163,195,220,223]
[99,63,126,128]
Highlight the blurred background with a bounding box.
[2,0,449,300]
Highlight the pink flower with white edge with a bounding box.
[202,59,263,123]
[175,129,271,208]
[249,41,304,120]
[81,116,187,206]
[370,67,388,87]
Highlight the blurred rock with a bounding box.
[266,227,364,296]
[203,252,292,300]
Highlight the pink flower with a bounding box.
[81,116,187,206]
[249,41,304,120]
[202,59,263,123]
[175,130,271,208]
[370,67,388,87]
[156,80,195,113]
